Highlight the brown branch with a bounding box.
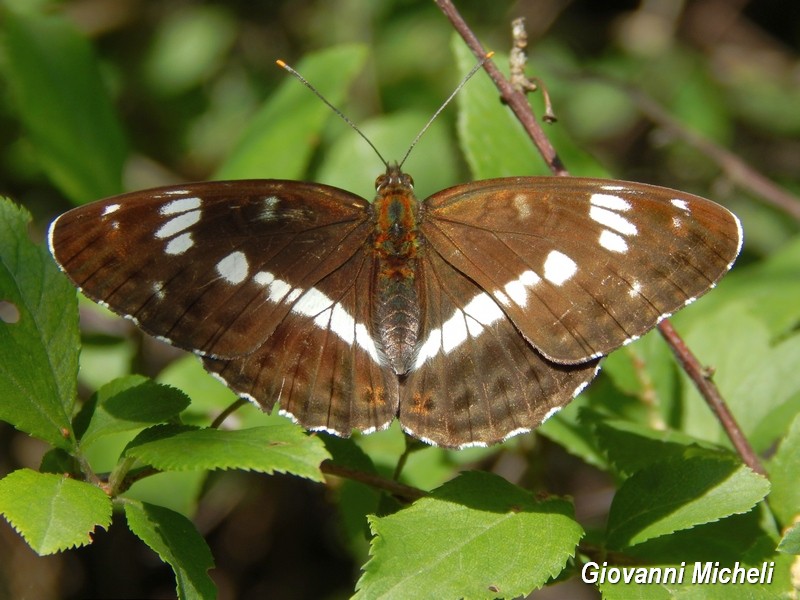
[629,87,800,223]
[435,0,764,474]
[321,461,427,501]
[434,0,568,176]
[658,321,765,475]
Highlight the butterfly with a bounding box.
[48,164,742,448]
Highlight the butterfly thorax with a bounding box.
[371,164,422,375]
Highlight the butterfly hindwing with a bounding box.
[421,177,742,364]
[399,249,600,447]
[202,248,400,436]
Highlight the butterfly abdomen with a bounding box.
[372,168,422,375]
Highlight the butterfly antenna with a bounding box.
[276,59,390,168]
[398,51,494,169]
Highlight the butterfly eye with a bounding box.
[375,174,388,191]
[403,173,414,189]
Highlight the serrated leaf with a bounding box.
[0,199,78,449]
[767,413,800,527]
[588,414,723,476]
[77,375,191,448]
[607,454,770,549]
[215,44,367,180]
[624,508,779,565]
[0,10,126,202]
[125,424,330,481]
[355,471,583,599]
[0,469,111,555]
[124,500,215,600]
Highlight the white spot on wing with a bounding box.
[502,269,541,307]
[495,290,511,307]
[543,250,577,285]
[102,203,120,216]
[165,232,194,255]
[151,281,166,301]
[291,287,381,363]
[258,196,280,221]
[254,271,275,286]
[160,197,201,215]
[441,310,469,353]
[589,206,637,236]
[622,333,640,346]
[413,292,505,369]
[599,229,628,253]
[670,198,690,212]
[457,440,489,449]
[216,251,249,285]
[672,216,683,229]
[155,210,201,239]
[465,292,505,325]
[512,193,531,219]
[501,427,532,443]
[590,193,631,211]
[254,271,301,304]
[572,381,590,398]
[541,406,562,423]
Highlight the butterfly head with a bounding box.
[375,163,414,195]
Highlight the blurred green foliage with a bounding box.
[1,1,799,599]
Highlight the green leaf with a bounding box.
[355,471,583,599]
[767,413,800,527]
[0,199,78,449]
[606,453,770,549]
[453,39,607,180]
[124,500,215,600]
[215,44,367,180]
[777,522,800,555]
[693,236,800,338]
[77,375,192,449]
[143,5,237,95]
[681,304,800,452]
[589,414,723,476]
[0,9,127,202]
[0,469,111,555]
[623,508,779,566]
[454,44,544,179]
[125,424,330,482]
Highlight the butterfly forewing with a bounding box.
[421,177,742,364]
[49,180,372,358]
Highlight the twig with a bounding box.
[658,321,765,475]
[434,0,568,176]
[629,87,800,223]
[435,0,764,475]
[321,461,427,501]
